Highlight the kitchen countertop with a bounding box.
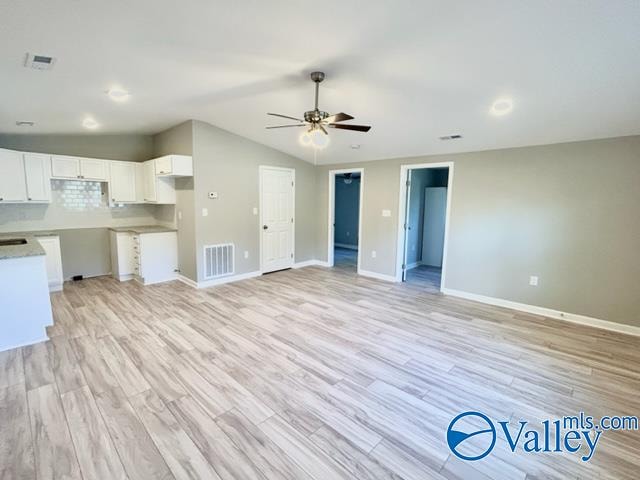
[0,234,46,260]
[109,225,177,234]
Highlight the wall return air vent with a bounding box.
[24,53,56,70]
[203,243,235,279]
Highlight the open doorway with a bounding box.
[396,162,453,291]
[328,168,363,273]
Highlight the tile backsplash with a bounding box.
[0,179,173,232]
[52,179,105,211]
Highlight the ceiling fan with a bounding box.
[266,71,371,148]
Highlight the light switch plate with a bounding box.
[382,209,391,217]
[253,207,258,215]
[177,211,183,220]
[244,251,249,259]
[372,250,377,258]
[202,208,208,217]
[529,275,539,286]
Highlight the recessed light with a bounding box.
[107,87,130,102]
[350,144,361,149]
[82,117,99,130]
[16,121,35,127]
[490,98,513,116]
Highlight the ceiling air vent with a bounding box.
[24,53,56,70]
[439,134,463,141]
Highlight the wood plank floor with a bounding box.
[1,265,639,479]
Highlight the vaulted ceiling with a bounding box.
[1,0,639,164]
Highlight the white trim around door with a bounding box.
[328,168,364,274]
[259,165,295,274]
[395,161,454,290]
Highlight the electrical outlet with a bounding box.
[346,231,350,237]
[529,275,539,286]
[202,208,208,217]
[372,250,377,258]
[244,251,249,259]
[382,209,391,217]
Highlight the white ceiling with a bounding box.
[1,1,639,164]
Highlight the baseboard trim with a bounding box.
[442,288,640,337]
[294,260,330,269]
[177,275,198,288]
[179,270,262,289]
[335,243,358,251]
[358,269,398,283]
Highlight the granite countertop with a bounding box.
[109,225,177,234]
[0,234,46,260]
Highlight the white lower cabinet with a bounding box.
[111,230,178,285]
[37,235,64,291]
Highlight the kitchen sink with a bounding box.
[0,238,27,246]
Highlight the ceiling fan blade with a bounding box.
[319,124,329,135]
[265,124,307,129]
[328,123,371,132]
[323,112,354,123]
[267,112,304,122]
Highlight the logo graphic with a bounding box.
[447,411,638,462]
[446,411,496,461]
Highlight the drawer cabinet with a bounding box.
[110,230,177,285]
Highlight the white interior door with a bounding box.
[401,170,412,281]
[422,187,447,267]
[260,167,294,273]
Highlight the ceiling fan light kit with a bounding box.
[266,71,371,149]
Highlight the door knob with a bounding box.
[263,225,268,230]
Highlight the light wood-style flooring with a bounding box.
[1,265,639,479]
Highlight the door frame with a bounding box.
[259,165,295,274]
[395,161,454,290]
[327,168,364,274]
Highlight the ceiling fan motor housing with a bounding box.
[304,110,329,123]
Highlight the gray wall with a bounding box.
[316,136,640,326]
[152,121,196,281]
[0,133,153,161]
[406,168,448,265]
[334,176,360,247]
[192,120,317,282]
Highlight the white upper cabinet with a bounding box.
[51,155,81,179]
[154,155,193,177]
[0,149,27,202]
[51,155,108,181]
[135,162,145,203]
[109,161,137,203]
[143,159,176,204]
[80,158,108,181]
[143,160,157,202]
[23,153,52,203]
